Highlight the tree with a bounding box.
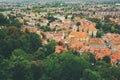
[42,52,90,80]
[28,33,42,53]
[0,49,33,80]
[102,56,111,64]
[43,54,62,80]
[65,15,68,19]
[11,49,33,80]
[47,16,56,23]
[60,53,90,80]
[20,33,42,53]
[111,26,115,33]
[109,66,120,80]
[94,60,115,79]
[0,36,21,58]
[43,40,56,55]
[76,22,81,26]
[0,13,9,26]
[0,54,3,63]
[71,15,74,21]
[32,48,47,60]
[12,19,22,28]
[82,69,101,80]
[8,26,19,38]
[0,8,6,12]
[31,60,44,80]
[0,27,42,58]
[0,29,7,40]
[87,18,102,29]
[96,22,102,29]
[93,10,96,15]
[89,53,96,64]
[42,26,51,32]
[96,30,104,38]
[32,40,56,60]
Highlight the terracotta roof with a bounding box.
[21,26,38,33]
[88,25,97,31]
[89,38,105,45]
[111,51,120,63]
[89,48,112,59]
[55,46,66,53]
[69,31,88,39]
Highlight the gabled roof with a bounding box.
[89,38,105,45]
[69,32,88,38]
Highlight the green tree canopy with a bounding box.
[82,69,101,80]
[76,22,81,26]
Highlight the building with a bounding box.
[69,32,89,42]
[21,26,38,33]
[89,38,106,48]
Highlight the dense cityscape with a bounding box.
[0,0,120,80]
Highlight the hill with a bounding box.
[1,0,120,3]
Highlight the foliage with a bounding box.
[0,14,120,80]
[0,13,9,26]
[0,28,42,58]
[88,17,120,34]
[82,69,101,80]
[0,49,33,80]
[0,13,22,28]
[102,56,111,64]
[43,52,90,80]
[96,30,104,38]
[41,26,51,32]
[76,22,81,26]
[47,16,57,23]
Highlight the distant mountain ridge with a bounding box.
[1,0,120,3]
